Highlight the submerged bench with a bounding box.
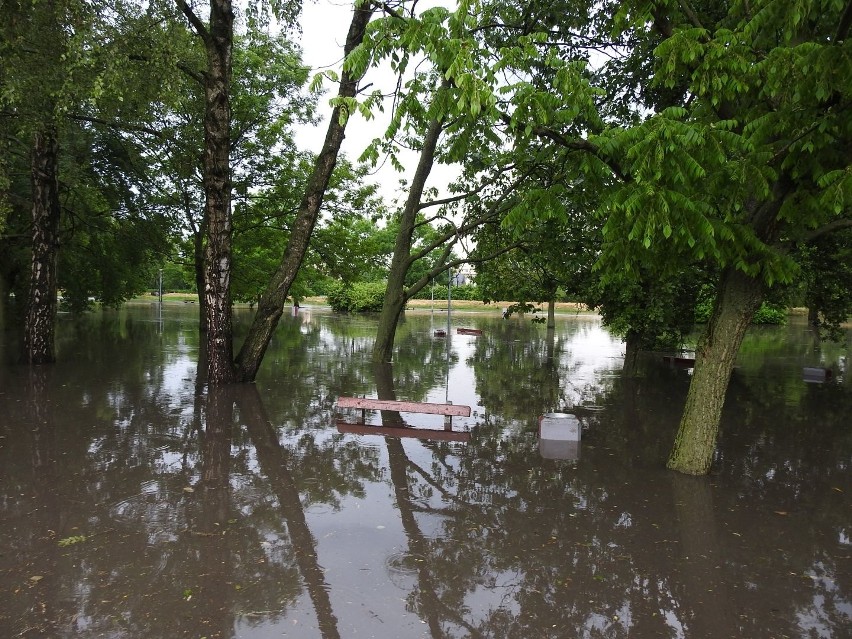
[336,397,472,441]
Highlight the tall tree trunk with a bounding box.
[23,128,61,365]
[623,329,641,378]
[546,298,556,330]
[807,305,819,326]
[372,111,445,363]
[667,268,764,474]
[200,0,235,384]
[234,4,375,382]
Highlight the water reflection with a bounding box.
[0,305,849,638]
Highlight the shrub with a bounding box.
[752,303,787,325]
[409,282,482,301]
[450,283,481,300]
[327,281,386,313]
[695,297,787,325]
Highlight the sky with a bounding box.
[296,0,457,204]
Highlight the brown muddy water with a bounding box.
[0,303,849,638]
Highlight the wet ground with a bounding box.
[0,303,849,638]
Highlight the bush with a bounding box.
[752,303,787,325]
[327,281,386,313]
[409,282,482,301]
[450,283,481,300]
[695,298,787,325]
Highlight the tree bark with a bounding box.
[622,329,641,378]
[667,268,764,474]
[234,3,375,382]
[372,111,445,363]
[23,128,61,365]
[807,305,819,326]
[546,298,556,330]
[200,0,235,384]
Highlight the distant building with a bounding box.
[452,264,475,286]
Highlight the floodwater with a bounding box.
[0,303,849,639]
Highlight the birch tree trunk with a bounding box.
[23,128,61,365]
[194,0,235,384]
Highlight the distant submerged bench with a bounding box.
[336,396,472,442]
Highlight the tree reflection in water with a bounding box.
[0,306,849,637]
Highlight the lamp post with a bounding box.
[158,268,163,305]
[447,268,452,335]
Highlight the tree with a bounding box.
[231,157,390,304]
[591,0,852,473]
[348,3,542,362]
[798,228,852,340]
[447,0,851,474]
[1,0,171,362]
[134,21,317,325]
[2,0,81,363]
[233,0,379,382]
[173,0,238,384]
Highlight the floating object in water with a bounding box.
[457,327,482,336]
[433,329,446,337]
[663,355,696,368]
[539,413,581,460]
[803,367,832,383]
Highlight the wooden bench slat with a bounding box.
[337,421,471,442]
[337,396,471,417]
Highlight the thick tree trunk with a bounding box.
[374,360,405,425]
[807,305,819,326]
[234,4,375,382]
[667,268,764,474]
[200,0,235,384]
[372,112,444,363]
[23,128,61,365]
[546,298,556,330]
[623,329,641,378]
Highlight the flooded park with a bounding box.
[1,302,850,638]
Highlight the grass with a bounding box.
[131,293,595,315]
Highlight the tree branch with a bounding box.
[678,0,706,32]
[174,0,210,43]
[804,217,852,242]
[65,113,163,138]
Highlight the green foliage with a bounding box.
[751,304,788,325]
[796,228,852,340]
[160,261,194,293]
[327,281,387,313]
[593,267,707,351]
[408,282,482,301]
[695,294,788,326]
[448,283,481,301]
[597,0,852,293]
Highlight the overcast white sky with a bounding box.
[296,0,457,203]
